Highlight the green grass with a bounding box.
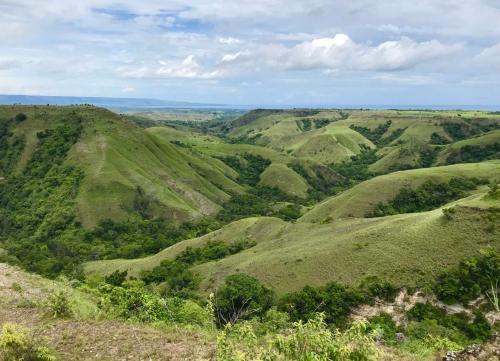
[258,163,309,198]
[85,191,499,295]
[436,129,500,164]
[300,161,500,223]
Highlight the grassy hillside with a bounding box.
[85,190,500,295]
[0,105,244,227]
[300,161,500,223]
[258,163,309,198]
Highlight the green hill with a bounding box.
[0,105,243,228]
[85,189,500,295]
[300,161,500,223]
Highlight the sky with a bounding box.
[1,0,500,106]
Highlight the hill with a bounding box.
[300,161,500,223]
[85,184,500,295]
[0,105,242,227]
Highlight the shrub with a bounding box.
[216,313,379,361]
[14,113,27,122]
[214,274,274,326]
[97,282,169,322]
[360,276,399,302]
[0,323,56,361]
[433,249,499,304]
[104,270,128,287]
[279,282,364,328]
[45,291,73,318]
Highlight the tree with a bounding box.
[214,273,274,326]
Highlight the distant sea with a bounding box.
[1,94,499,112]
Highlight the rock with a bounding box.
[395,332,407,343]
[442,345,483,361]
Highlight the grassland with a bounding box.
[300,161,500,223]
[85,187,500,295]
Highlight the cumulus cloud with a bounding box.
[220,34,461,73]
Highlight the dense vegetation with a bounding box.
[368,177,482,217]
[141,239,256,296]
[446,143,500,164]
[434,249,499,305]
[0,114,26,176]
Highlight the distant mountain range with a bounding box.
[0,94,221,109]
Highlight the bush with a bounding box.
[14,113,27,122]
[279,282,364,328]
[214,274,274,326]
[433,249,499,304]
[216,314,379,361]
[104,270,128,287]
[97,282,170,322]
[360,276,399,302]
[45,291,73,318]
[0,323,56,361]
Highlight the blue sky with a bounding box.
[1,0,500,106]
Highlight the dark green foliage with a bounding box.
[434,249,499,305]
[105,269,128,287]
[430,132,450,145]
[219,153,271,186]
[85,218,222,260]
[313,118,331,128]
[369,177,480,217]
[278,282,364,328]
[419,147,440,168]
[0,119,26,175]
[350,121,392,144]
[276,203,302,221]
[217,186,303,222]
[442,120,500,141]
[289,162,347,201]
[132,186,155,219]
[446,143,500,164]
[297,118,312,131]
[407,302,492,342]
[0,118,84,277]
[214,274,274,326]
[142,239,256,296]
[15,113,27,122]
[367,313,398,343]
[360,276,399,302]
[330,145,379,183]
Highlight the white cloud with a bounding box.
[156,55,222,79]
[220,34,461,73]
[121,87,136,93]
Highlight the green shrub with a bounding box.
[216,313,379,361]
[369,177,480,217]
[104,270,128,287]
[15,113,27,122]
[360,276,399,302]
[0,323,56,361]
[45,291,73,318]
[97,282,169,322]
[434,249,499,304]
[279,282,364,328]
[214,274,274,326]
[367,312,398,343]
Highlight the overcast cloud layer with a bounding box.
[1,0,500,105]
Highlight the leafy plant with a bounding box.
[0,323,56,361]
[214,274,274,327]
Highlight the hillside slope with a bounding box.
[85,189,500,295]
[0,105,244,227]
[0,263,213,360]
[300,161,500,223]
